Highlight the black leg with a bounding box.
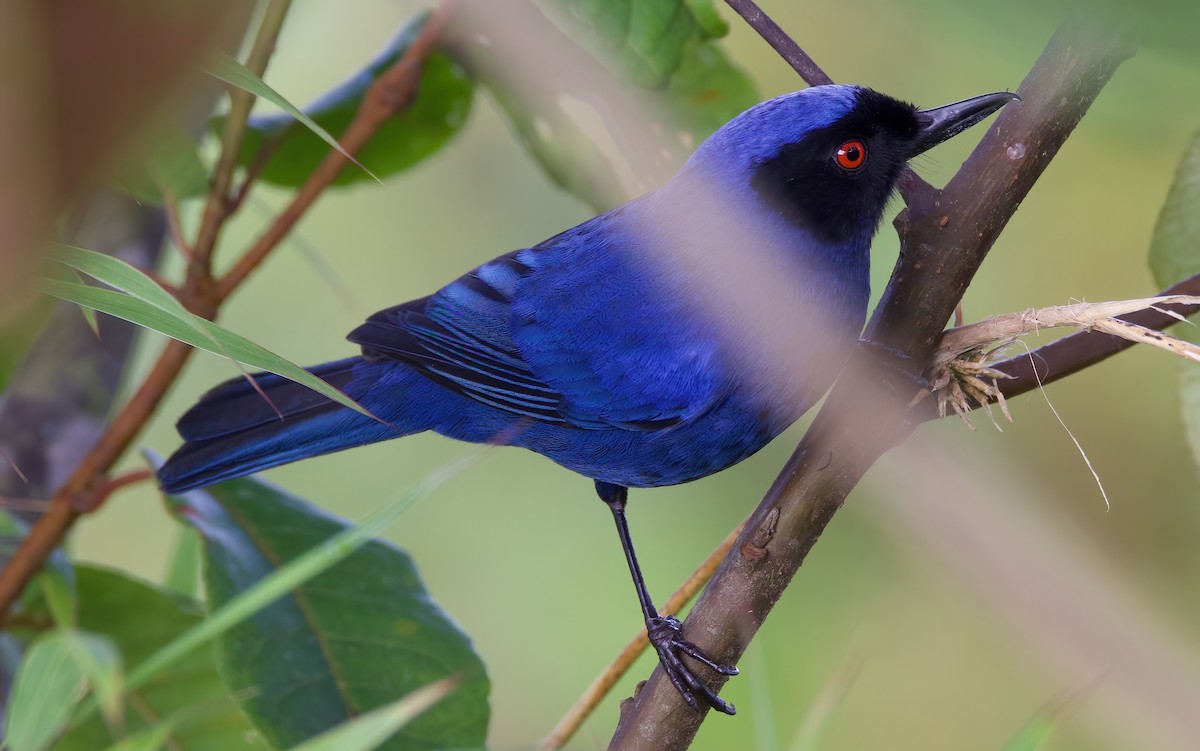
[595,480,738,715]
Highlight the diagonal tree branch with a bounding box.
[610,19,1135,750]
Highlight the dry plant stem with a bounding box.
[609,21,1134,750]
[215,1,459,301]
[541,521,747,750]
[981,271,1200,407]
[190,0,293,283]
[0,0,455,627]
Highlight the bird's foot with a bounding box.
[646,614,738,715]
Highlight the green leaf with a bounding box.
[1000,685,1092,751]
[1149,130,1200,293]
[98,722,176,751]
[162,464,489,750]
[472,1,756,211]
[122,126,210,204]
[7,632,92,751]
[35,277,376,421]
[287,676,460,751]
[228,13,474,189]
[660,42,758,144]
[1147,129,1200,472]
[164,526,202,599]
[552,0,730,87]
[205,51,376,181]
[52,566,265,751]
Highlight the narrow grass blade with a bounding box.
[286,676,460,751]
[205,51,377,181]
[36,279,375,421]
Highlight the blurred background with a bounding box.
[8,0,1199,748]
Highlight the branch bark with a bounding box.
[609,19,1135,750]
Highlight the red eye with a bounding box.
[836,140,866,170]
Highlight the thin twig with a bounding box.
[723,1,935,208]
[189,0,294,281]
[541,521,746,750]
[160,185,194,260]
[215,1,459,301]
[723,0,832,86]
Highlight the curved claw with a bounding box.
[646,615,737,715]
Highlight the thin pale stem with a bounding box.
[190,0,294,279]
[541,521,746,750]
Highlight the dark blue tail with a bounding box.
[158,357,417,493]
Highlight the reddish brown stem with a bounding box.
[0,339,195,619]
[215,2,459,301]
[0,1,457,626]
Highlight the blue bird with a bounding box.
[159,84,1016,713]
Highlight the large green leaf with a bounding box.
[165,473,489,750]
[1148,129,1200,471]
[52,566,264,751]
[552,0,729,87]
[226,13,474,188]
[465,1,757,211]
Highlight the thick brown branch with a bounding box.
[610,20,1134,750]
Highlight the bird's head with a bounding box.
[680,84,1019,244]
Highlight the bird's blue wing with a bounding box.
[347,252,570,423]
[348,208,728,431]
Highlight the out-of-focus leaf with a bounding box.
[659,41,759,148]
[6,633,91,751]
[164,526,202,599]
[1149,131,1200,293]
[0,512,76,632]
[225,13,474,188]
[35,279,375,421]
[456,0,757,212]
[98,722,175,751]
[52,566,264,751]
[122,126,210,204]
[6,630,121,751]
[1148,129,1200,471]
[552,0,730,87]
[287,676,460,751]
[205,51,374,180]
[163,471,489,751]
